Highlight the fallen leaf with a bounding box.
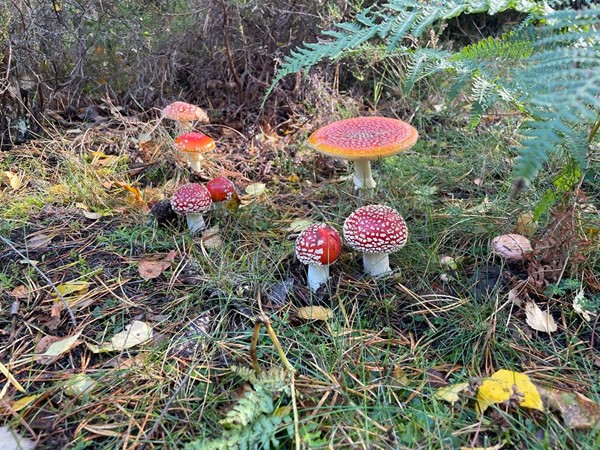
[435,382,469,405]
[0,362,26,395]
[245,182,266,196]
[514,212,537,236]
[286,219,312,232]
[25,233,52,250]
[35,335,63,353]
[476,369,543,413]
[391,366,409,385]
[54,281,89,298]
[538,387,600,429]
[2,171,22,190]
[296,306,333,321]
[35,332,82,364]
[573,289,595,322]
[10,286,29,299]
[11,394,41,412]
[86,320,153,353]
[138,251,177,280]
[63,373,97,396]
[0,426,36,450]
[201,226,223,249]
[525,301,557,333]
[225,191,241,212]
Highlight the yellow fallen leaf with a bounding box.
[63,373,97,396]
[0,362,26,395]
[35,332,82,364]
[11,394,41,412]
[286,219,313,232]
[114,181,145,204]
[435,382,469,405]
[476,369,543,413]
[525,301,557,333]
[54,281,89,298]
[2,171,22,190]
[245,182,266,196]
[86,320,153,353]
[296,306,333,321]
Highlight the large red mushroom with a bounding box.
[343,204,408,276]
[170,183,212,234]
[174,132,216,173]
[307,116,418,190]
[295,223,342,292]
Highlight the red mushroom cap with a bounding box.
[206,177,236,202]
[307,116,418,161]
[295,223,342,266]
[343,205,408,253]
[162,101,209,123]
[170,183,212,215]
[174,132,216,155]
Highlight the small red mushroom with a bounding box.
[295,223,342,292]
[170,183,212,234]
[307,116,418,190]
[162,101,209,132]
[174,132,216,173]
[207,177,236,202]
[343,204,408,276]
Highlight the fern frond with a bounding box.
[264,0,546,101]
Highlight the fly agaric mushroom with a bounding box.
[207,177,236,202]
[491,234,533,262]
[170,183,212,234]
[343,204,408,277]
[307,116,418,190]
[162,101,209,132]
[295,223,342,292]
[174,132,216,173]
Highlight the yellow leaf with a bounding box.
[86,320,153,353]
[35,332,82,364]
[11,394,41,412]
[435,382,469,405]
[476,369,543,413]
[114,182,144,204]
[0,362,26,394]
[2,171,22,190]
[245,182,266,196]
[63,374,97,397]
[296,306,333,321]
[54,281,89,297]
[286,219,312,232]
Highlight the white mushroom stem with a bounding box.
[362,253,391,277]
[186,213,206,234]
[307,264,330,292]
[185,153,204,173]
[353,160,376,189]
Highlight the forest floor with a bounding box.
[1,101,599,449]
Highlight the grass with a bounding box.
[0,100,599,450]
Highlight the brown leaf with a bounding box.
[138,251,177,280]
[539,387,600,429]
[10,286,29,299]
[2,171,22,190]
[26,232,52,250]
[35,335,64,353]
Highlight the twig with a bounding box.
[219,0,245,106]
[0,233,77,328]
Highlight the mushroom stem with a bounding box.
[307,264,330,292]
[353,160,376,189]
[362,253,391,277]
[186,213,206,234]
[186,153,204,173]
